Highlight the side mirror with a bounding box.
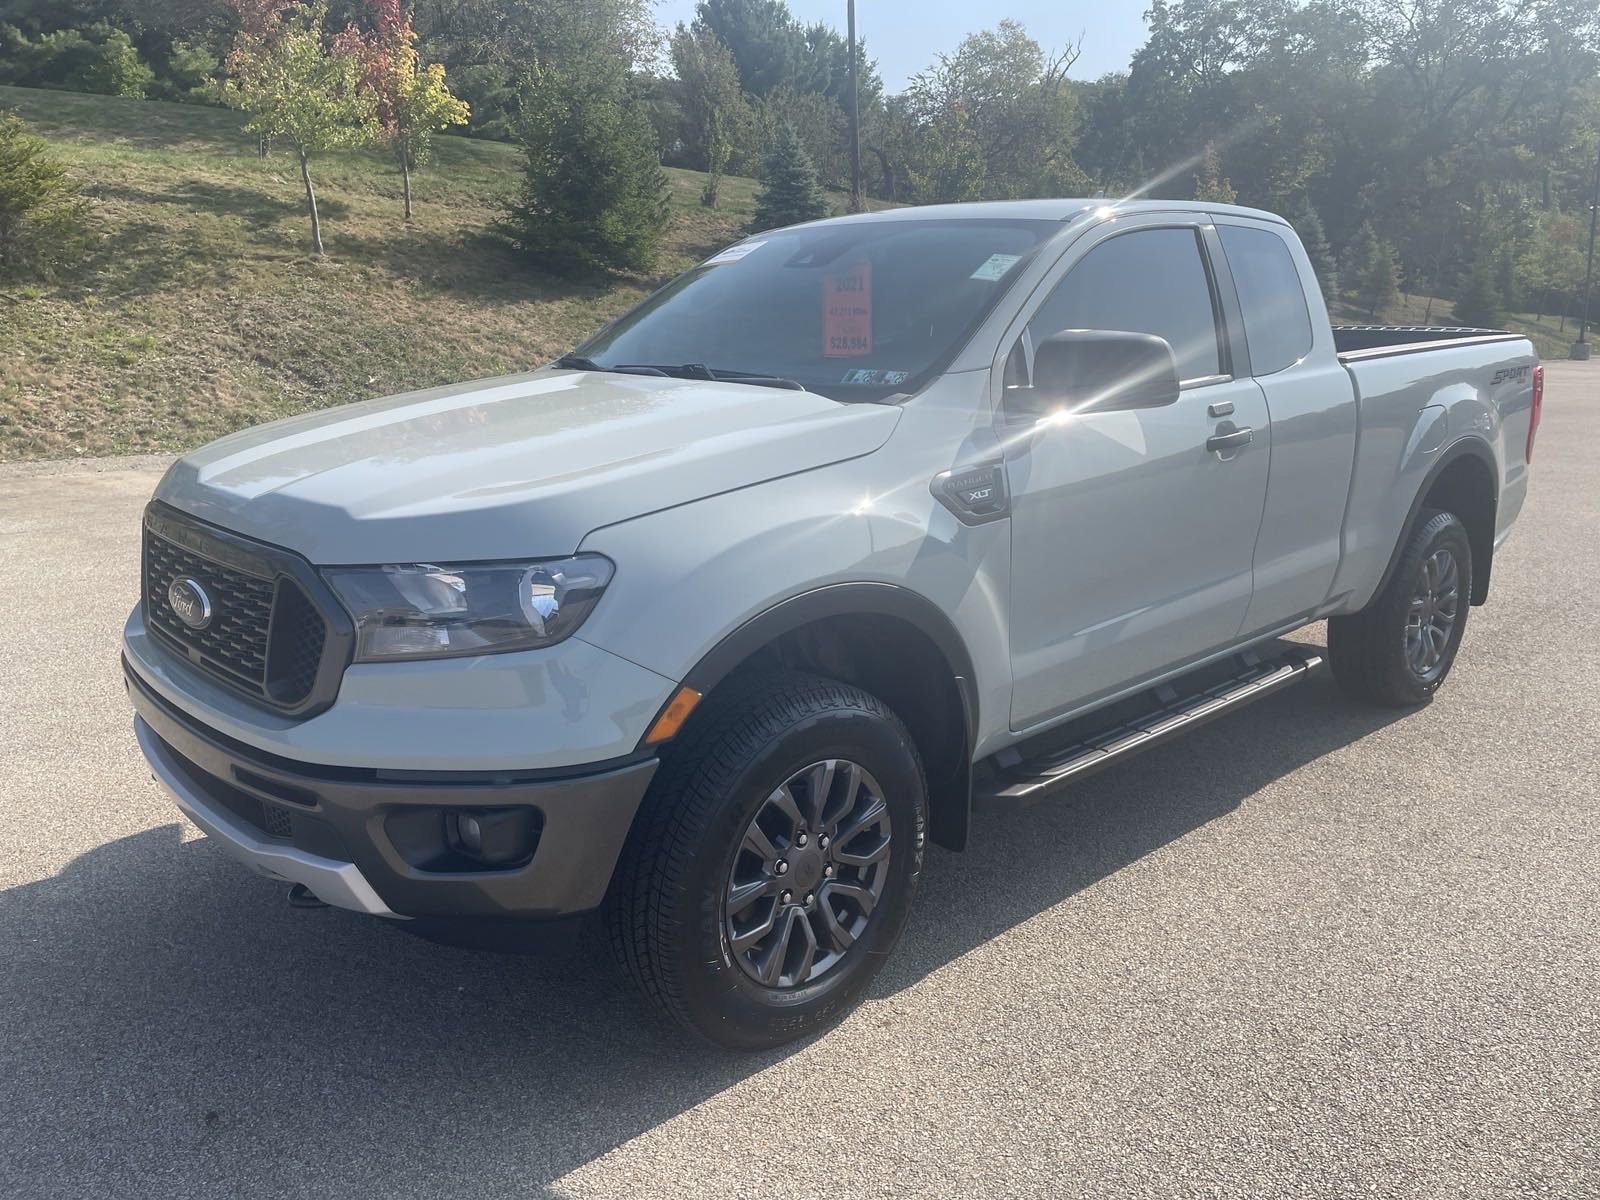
[1013,329,1181,418]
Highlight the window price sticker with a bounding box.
[703,240,765,266]
[823,260,872,357]
[970,253,1021,282]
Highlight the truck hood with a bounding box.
[156,369,901,564]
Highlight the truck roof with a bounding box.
[808,198,1292,227]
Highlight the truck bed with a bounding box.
[1333,325,1524,360]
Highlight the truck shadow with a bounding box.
[1,659,1404,1197]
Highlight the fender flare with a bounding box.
[678,582,978,851]
[1370,436,1499,607]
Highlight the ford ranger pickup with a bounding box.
[123,199,1540,1049]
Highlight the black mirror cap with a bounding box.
[1028,329,1182,415]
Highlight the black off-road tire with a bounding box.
[1328,509,1474,707]
[606,669,927,1051]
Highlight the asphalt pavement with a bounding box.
[1,365,1596,1199]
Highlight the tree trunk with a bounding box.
[399,138,413,222]
[298,148,324,257]
[869,145,896,203]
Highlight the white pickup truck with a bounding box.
[124,200,1541,1048]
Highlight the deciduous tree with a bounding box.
[219,0,377,255]
[337,0,469,220]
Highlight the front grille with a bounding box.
[142,508,340,712]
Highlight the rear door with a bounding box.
[1213,218,1358,637]
[1001,216,1272,729]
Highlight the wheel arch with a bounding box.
[671,583,978,852]
[1375,437,1499,607]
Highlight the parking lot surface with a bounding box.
[1,365,1596,1198]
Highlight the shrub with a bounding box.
[0,111,96,281]
[502,58,670,276]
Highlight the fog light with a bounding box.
[448,808,539,867]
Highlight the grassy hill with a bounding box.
[0,86,774,461]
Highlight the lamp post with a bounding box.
[1571,134,1600,360]
[847,0,863,213]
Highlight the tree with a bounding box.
[502,52,670,275]
[338,0,469,221]
[1193,140,1236,202]
[669,22,746,206]
[748,121,829,232]
[1343,221,1399,319]
[1521,208,1585,322]
[891,21,1086,201]
[220,2,376,256]
[695,0,806,96]
[0,110,95,280]
[0,21,154,96]
[1454,245,1504,327]
[1289,196,1338,304]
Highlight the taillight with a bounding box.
[1526,364,1543,463]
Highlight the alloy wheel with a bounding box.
[724,759,893,989]
[1405,546,1460,681]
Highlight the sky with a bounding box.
[652,0,1152,91]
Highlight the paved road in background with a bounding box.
[2,365,1596,1199]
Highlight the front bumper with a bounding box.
[127,662,658,920]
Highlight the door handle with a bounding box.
[1206,426,1253,453]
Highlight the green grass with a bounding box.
[1331,292,1579,360]
[0,86,791,461]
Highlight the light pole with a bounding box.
[847,0,863,213]
[1571,134,1600,360]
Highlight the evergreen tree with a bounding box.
[748,122,829,232]
[502,54,670,276]
[1343,221,1399,320]
[1290,196,1337,305]
[1454,246,1504,328]
[0,111,95,280]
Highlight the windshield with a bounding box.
[574,218,1058,401]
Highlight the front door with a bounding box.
[1005,221,1271,728]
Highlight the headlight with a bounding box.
[323,555,614,663]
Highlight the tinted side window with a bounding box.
[1218,225,1313,375]
[1030,227,1221,383]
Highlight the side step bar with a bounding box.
[978,646,1325,802]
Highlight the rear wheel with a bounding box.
[606,670,926,1050]
[1328,509,1473,707]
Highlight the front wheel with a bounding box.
[606,670,927,1050]
[1328,508,1473,707]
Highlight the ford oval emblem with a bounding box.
[168,577,213,630]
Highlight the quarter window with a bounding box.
[1028,227,1223,383]
[1218,225,1313,375]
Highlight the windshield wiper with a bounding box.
[552,353,602,370]
[623,363,806,391]
[552,354,669,377]
[554,356,804,391]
